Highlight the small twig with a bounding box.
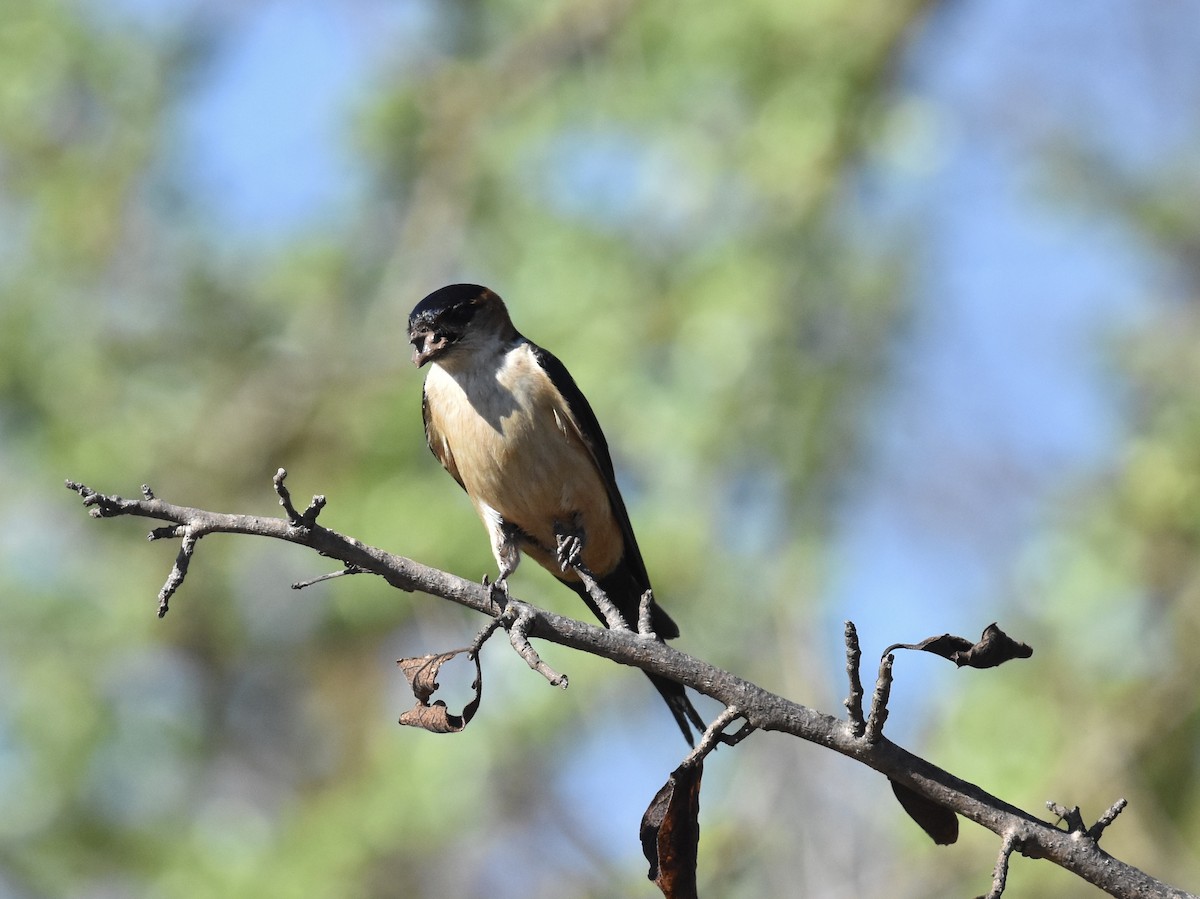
[292,563,364,589]
[719,720,756,747]
[1047,802,1087,834]
[273,468,304,525]
[637,589,657,639]
[66,479,130,518]
[1048,798,1128,845]
[573,563,629,630]
[682,705,746,768]
[864,653,894,743]
[984,831,1021,899]
[141,484,156,500]
[274,468,326,528]
[505,604,568,687]
[1087,798,1128,843]
[148,525,186,541]
[468,615,506,657]
[844,620,865,736]
[157,532,198,618]
[302,495,327,526]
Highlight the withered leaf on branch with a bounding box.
[641,762,703,899]
[397,649,483,734]
[890,778,959,845]
[883,622,1033,669]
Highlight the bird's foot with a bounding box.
[484,572,512,609]
[554,522,630,630]
[555,532,584,573]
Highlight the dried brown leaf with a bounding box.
[890,778,959,845]
[954,622,1033,668]
[398,652,454,702]
[641,763,702,899]
[396,649,483,734]
[884,633,973,660]
[398,700,465,733]
[883,623,1032,669]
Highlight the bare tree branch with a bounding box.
[65,477,1197,899]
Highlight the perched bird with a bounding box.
[409,283,705,744]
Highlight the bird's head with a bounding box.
[408,284,514,368]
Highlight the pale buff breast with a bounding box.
[424,344,625,578]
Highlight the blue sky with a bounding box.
[177,2,370,234]
[829,0,1191,668]
[108,0,436,239]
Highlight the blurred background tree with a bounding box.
[2,0,1199,896]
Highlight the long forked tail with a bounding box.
[647,672,707,747]
[562,571,705,744]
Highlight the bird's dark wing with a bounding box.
[531,341,698,742]
[527,341,653,594]
[422,387,466,493]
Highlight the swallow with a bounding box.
[409,283,705,745]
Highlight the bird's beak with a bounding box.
[410,329,448,367]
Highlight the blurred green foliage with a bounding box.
[0,1,925,895]
[4,0,1200,897]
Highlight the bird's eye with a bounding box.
[445,304,476,328]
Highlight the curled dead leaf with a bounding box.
[397,648,483,734]
[398,652,454,703]
[641,763,703,899]
[398,700,467,734]
[883,622,1032,669]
